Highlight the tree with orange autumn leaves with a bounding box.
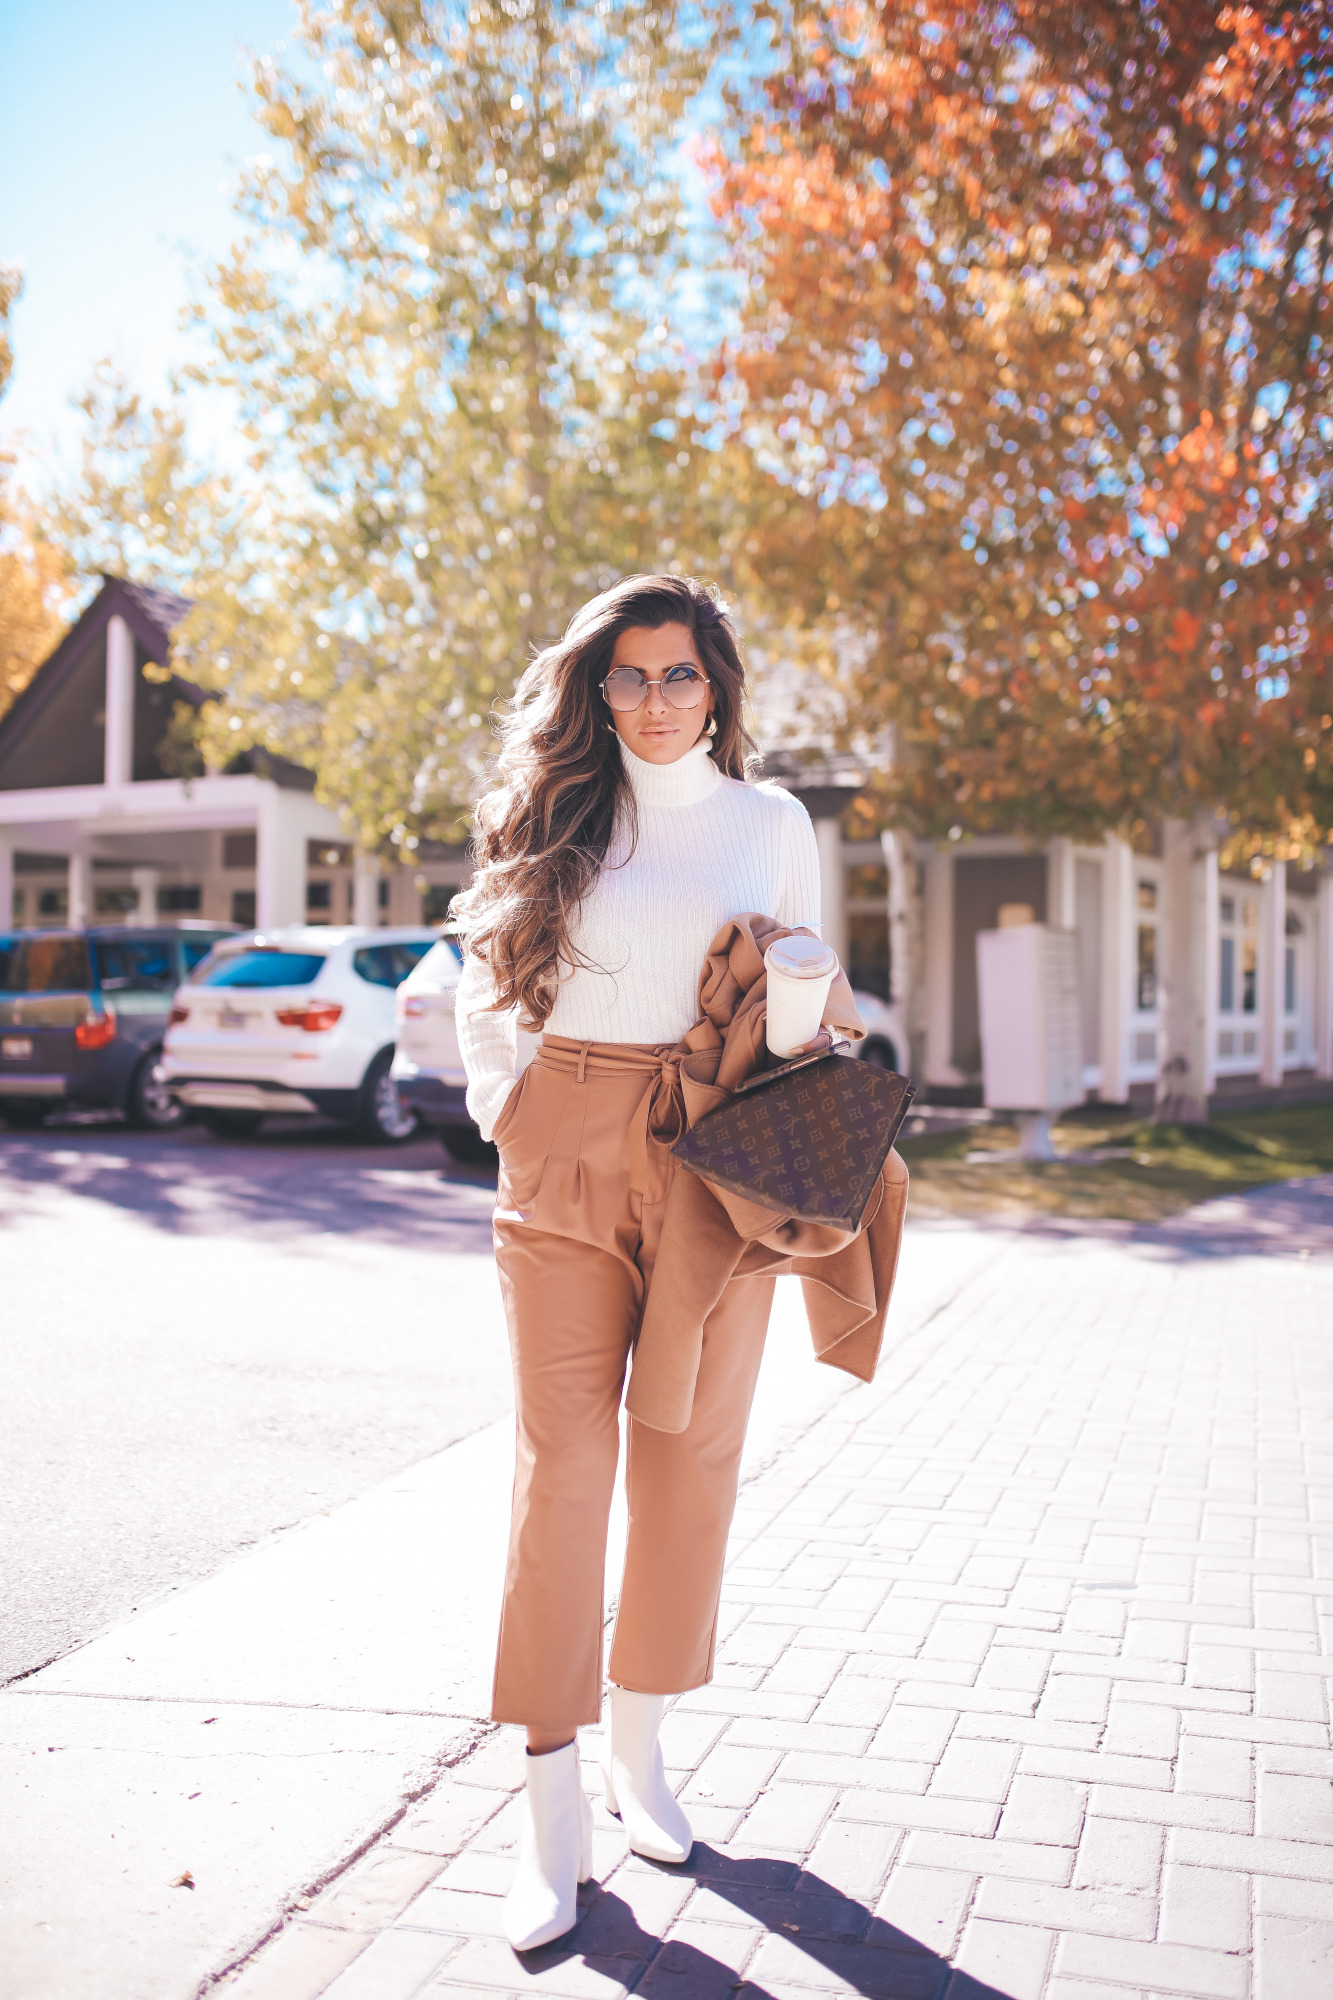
[705,0,1333,861]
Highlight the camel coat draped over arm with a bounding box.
[625,913,911,1435]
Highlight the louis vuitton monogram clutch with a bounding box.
[671,1052,916,1232]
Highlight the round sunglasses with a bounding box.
[600,664,710,713]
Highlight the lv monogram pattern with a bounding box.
[672,1055,915,1233]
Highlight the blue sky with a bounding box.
[0,0,299,461]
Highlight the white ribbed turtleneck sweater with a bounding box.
[455,738,822,1139]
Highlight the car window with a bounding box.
[2,935,93,993]
[96,937,176,993]
[198,950,326,989]
[353,942,433,989]
[179,934,231,976]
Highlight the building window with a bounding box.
[38,888,68,918]
[1218,888,1259,1066]
[306,880,333,912]
[1137,879,1157,911]
[231,889,256,928]
[421,883,456,927]
[158,885,201,914]
[378,878,390,910]
[845,862,891,1001]
[223,832,257,869]
[1242,940,1257,1013]
[95,886,138,916]
[1135,923,1157,1011]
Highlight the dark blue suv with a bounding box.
[0,924,236,1131]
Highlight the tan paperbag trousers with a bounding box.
[490,1035,775,1728]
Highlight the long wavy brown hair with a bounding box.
[454,574,756,1029]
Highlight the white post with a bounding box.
[1315,869,1333,1081]
[0,835,13,929]
[1099,834,1133,1103]
[1258,860,1287,1088]
[132,868,159,924]
[255,787,308,930]
[1155,813,1218,1124]
[922,842,960,1087]
[352,849,381,929]
[104,614,135,790]
[813,817,847,968]
[880,829,912,1011]
[67,851,91,929]
[1048,836,1077,931]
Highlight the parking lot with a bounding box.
[0,1114,512,1685]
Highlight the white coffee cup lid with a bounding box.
[765,935,838,979]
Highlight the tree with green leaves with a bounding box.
[178,0,723,852]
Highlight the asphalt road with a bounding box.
[0,1116,515,1685]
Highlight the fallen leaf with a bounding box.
[172,1871,195,1891]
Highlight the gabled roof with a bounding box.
[0,573,204,764]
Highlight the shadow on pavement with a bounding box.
[530,1849,1012,1999]
[0,1120,499,1251]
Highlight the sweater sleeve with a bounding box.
[771,789,824,934]
[455,948,519,1142]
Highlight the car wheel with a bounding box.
[125,1054,185,1131]
[356,1051,419,1144]
[200,1109,265,1138]
[440,1123,497,1165]
[1,1099,51,1130]
[860,1037,898,1071]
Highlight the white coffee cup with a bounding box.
[764,935,840,1058]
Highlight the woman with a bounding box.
[453,573,821,1950]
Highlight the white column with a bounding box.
[880,829,912,1010]
[352,849,382,929]
[131,868,159,924]
[921,842,960,1086]
[104,614,135,790]
[0,834,13,928]
[1258,860,1287,1087]
[1048,836,1077,931]
[67,851,91,928]
[1099,834,1133,1102]
[813,817,847,968]
[1314,869,1333,1081]
[1155,814,1218,1124]
[255,788,307,930]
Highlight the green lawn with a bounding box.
[897,1101,1333,1223]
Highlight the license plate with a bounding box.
[2,1037,33,1061]
[217,1007,253,1030]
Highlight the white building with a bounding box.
[772,761,1333,1110]
[4,577,1329,1109]
[0,578,470,937]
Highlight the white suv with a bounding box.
[390,930,540,1161]
[390,928,906,1159]
[162,925,436,1142]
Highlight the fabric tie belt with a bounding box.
[535,1035,686,1207]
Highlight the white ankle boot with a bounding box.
[600,1687,693,1864]
[505,1740,595,1952]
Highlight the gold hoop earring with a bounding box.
[706,716,718,737]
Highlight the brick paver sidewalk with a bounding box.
[222,1188,1333,2000]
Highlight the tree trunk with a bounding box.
[1153,812,1219,1125]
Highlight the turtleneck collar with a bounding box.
[617,735,724,808]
